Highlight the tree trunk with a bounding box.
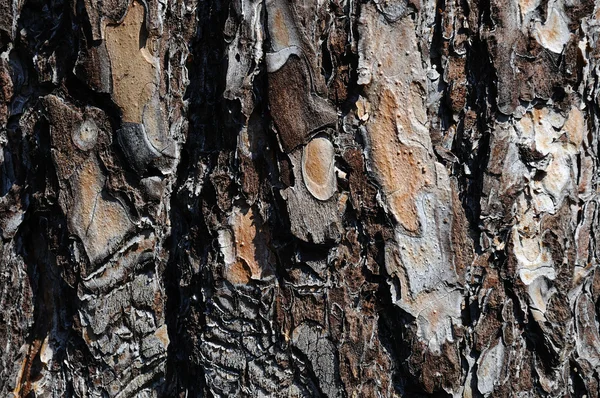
[1,0,599,396]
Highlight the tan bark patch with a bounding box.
[68,157,134,263]
[105,1,157,123]
[224,206,273,284]
[302,136,336,201]
[368,89,431,233]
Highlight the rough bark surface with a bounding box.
[1,0,600,396]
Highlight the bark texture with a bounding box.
[1,0,600,396]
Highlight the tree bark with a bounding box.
[1,0,599,396]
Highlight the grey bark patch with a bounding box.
[291,322,344,398]
[281,148,342,244]
[73,41,112,93]
[117,122,161,173]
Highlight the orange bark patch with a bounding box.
[154,325,170,348]
[227,260,252,284]
[302,137,336,201]
[368,89,431,233]
[563,106,585,147]
[225,207,273,284]
[105,1,157,123]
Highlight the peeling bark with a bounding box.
[1,0,600,396]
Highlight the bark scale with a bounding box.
[0,0,599,396]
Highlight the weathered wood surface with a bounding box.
[1,0,600,396]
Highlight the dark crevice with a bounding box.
[163,0,233,394]
[320,38,333,84]
[12,107,81,397]
[456,36,497,255]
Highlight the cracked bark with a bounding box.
[1,0,600,396]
